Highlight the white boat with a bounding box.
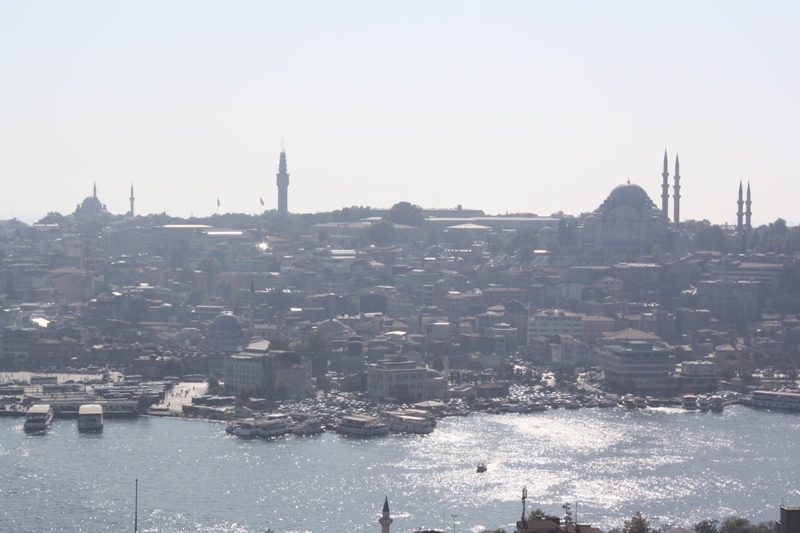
[255,418,291,438]
[333,414,389,436]
[24,404,54,431]
[226,414,292,438]
[226,419,259,437]
[293,418,325,435]
[388,415,434,434]
[710,395,724,412]
[682,394,698,410]
[698,396,711,411]
[476,462,487,473]
[77,404,104,432]
[742,390,800,411]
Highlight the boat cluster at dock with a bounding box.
[21,402,104,433]
[224,396,443,439]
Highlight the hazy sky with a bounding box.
[2,1,798,226]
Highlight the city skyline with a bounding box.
[2,1,798,225]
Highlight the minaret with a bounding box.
[379,496,393,533]
[672,154,681,225]
[93,182,97,198]
[745,182,752,229]
[276,149,290,215]
[661,150,670,227]
[130,184,135,217]
[736,181,744,235]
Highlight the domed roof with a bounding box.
[608,182,649,202]
[211,312,242,331]
[316,318,354,338]
[538,226,557,236]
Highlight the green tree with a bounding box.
[37,212,68,225]
[207,374,220,393]
[694,519,720,533]
[386,201,425,227]
[162,357,185,377]
[367,219,397,246]
[298,331,330,377]
[622,512,656,533]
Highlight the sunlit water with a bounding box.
[2,406,799,533]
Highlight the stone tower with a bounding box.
[379,496,393,533]
[276,150,290,215]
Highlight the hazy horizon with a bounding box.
[2,1,798,226]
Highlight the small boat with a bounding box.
[24,404,54,432]
[476,462,487,473]
[77,404,104,432]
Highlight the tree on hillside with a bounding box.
[386,201,425,227]
[297,331,330,376]
[367,219,397,246]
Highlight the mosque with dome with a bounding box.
[578,152,681,253]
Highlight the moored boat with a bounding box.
[333,414,389,436]
[388,414,435,434]
[293,418,325,436]
[77,404,104,432]
[24,404,54,432]
[682,394,698,410]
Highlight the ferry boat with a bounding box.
[698,396,711,411]
[742,390,800,411]
[255,417,291,438]
[388,414,434,434]
[292,418,325,436]
[77,404,104,432]
[24,404,54,431]
[226,415,292,438]
[709,395,724,413]
[682,394,698,410]
[333,414,389,436]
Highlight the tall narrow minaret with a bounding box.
[736,180,744,239]
[672,154,681,225]
[93,182,97,198]
[379,496,393,533]
[130,184,135,217]
[276,149,290,215]
[745,182,752,229]
[661,150,670,227]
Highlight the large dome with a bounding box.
[211,312,242,331]
[608,182,649,203]
[316,318,354,338]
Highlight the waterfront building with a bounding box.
[679,360,719,392]
[595,340,676,393]
[367,356,428,402]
